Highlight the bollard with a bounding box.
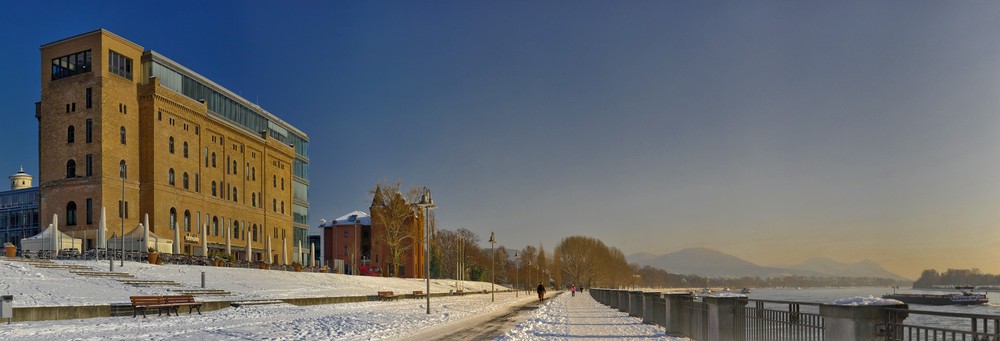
[1,295,12,324]
[618,290,630,313]
[664,293,693,334]
[629,291,643,318]
[201,271,205,288]
[642,292,661,325]
[704,296,746,341]
[821,303,908,341]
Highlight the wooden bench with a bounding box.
[162,295,203,316]
[412,290,424,297]
[129,295,203,318]
[377,291,399,301]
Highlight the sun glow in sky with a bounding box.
[2,1,1000,278]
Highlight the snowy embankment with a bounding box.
[1,259,505,307]
[0,292,536,340]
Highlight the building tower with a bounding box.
[36,29,309,259]
[9,168,33,190]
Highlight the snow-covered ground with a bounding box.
[1,259,504,306]
[0,291,539,340]
[500,292,688,340]
[1,259,688,339]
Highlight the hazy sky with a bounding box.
[2,1,1000,278]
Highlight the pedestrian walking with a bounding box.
[571,285,576,297]
[536,282,546,301]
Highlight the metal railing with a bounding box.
[680,298,709,340]
[886,308,1000,341]
[742,299,824,341]
[591,288,1000,341]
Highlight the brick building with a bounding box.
[36,29,310,263]
[321,186,427,278]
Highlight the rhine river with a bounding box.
[744,287,1000,331]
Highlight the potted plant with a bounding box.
[4,242,15,258]
[292,262,303,272]
[209,252,222,266]
[258,261,269,270]
[147,247,159,264]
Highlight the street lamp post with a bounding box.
[527,261,532,295]
[514,251,518,298]
[415,190,435,314]
[488,232,496,302]
[120,164,126,268]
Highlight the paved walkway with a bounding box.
[498,291,686,340]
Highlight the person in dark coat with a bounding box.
[536,282,546,301]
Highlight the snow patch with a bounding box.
[833,295,903,306]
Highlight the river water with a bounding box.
[745,287,1000,331]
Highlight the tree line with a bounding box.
[913,268,1000,288]
[368,180,906,289]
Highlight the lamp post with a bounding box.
[488,232,496,302]
[415,190,435,314]
[514,251,518,298]
[527,261,532,295]
[120,163,126,267]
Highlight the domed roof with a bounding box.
[10,167,32,178]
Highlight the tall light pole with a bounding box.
[488,231,496,302]
[528,261,532,295]
[415,190,435,314]
[514,251,518,298]
[120,162,125,267]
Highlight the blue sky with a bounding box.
[3,1,1000,277]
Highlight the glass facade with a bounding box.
[0,188,41,248]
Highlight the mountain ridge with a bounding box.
[627,248,909,280]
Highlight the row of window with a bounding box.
[61,201,287,244]
[162,167,284,214]
[51,50,92,81]
[166,208,286,242]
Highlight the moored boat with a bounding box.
[882,291,988,305]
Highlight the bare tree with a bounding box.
[346,240,359,275]
[370,180,421,277]
[555,235,621,288]
[434,228,459,279]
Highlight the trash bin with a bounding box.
[1,295,12,321]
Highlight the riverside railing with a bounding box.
[886,308,1000,340]
[592,288,1000,341]
[742,299,823,341]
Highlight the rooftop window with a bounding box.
[51,50,91,81]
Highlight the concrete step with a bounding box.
[170,289,232,296]
[36,264,93,269]
[4,258,54,264]
[70,271,134,278]
[117,279,182,287]
[230,300,283,307]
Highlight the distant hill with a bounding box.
[776,258,910,281]
[627,248,908,280]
